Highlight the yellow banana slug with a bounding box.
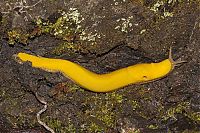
[15,48,184,92]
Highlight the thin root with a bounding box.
[35,93,55,133]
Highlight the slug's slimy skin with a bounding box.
[15,48,184,92]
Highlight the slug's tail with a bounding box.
[13,52,39,64]
[13,53,24,64]
[168,46,187,68]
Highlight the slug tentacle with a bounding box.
[168,46,187,69]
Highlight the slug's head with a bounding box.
[168,46,187,70]
[129,47,186,84]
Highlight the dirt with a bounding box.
[0,0,200,133]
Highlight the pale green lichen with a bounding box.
[53,8,84,37]
[149,1,165,13]
[140,29,146,34]
[148,0,193,19]
[112,0,126,6]
[149,0,176,18]
[79,31,101,42]
[35,8,101,55]
[115,16,133,33]
[35,8,84,40]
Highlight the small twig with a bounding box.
[2,0,42,21]
[14,0,42,10]
[1,3,12,14]
[35,93,55,133]
[189,16,200,43]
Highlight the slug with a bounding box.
[15,47,185,92]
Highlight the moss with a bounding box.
[106,92,123,104]
[123,127,141,133]
[7,29,30,45]
[182,129,200,133]
[147,124,159,129]
[34,8,87,55]
[186,111,200,124]
[131,100,140,110]
[94,93,122,127]
[157,101,200,126]
[92,98,116,128]
[88,122,104,132]
[0,87,7,98]
[81,92,124,131]
[3,96,36,128]
[51,42,79,56]
[68,84,85,93]
[5,8,98,55]
[44,117,76,133]
[162,102,190,121]
[6,8,85,47]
